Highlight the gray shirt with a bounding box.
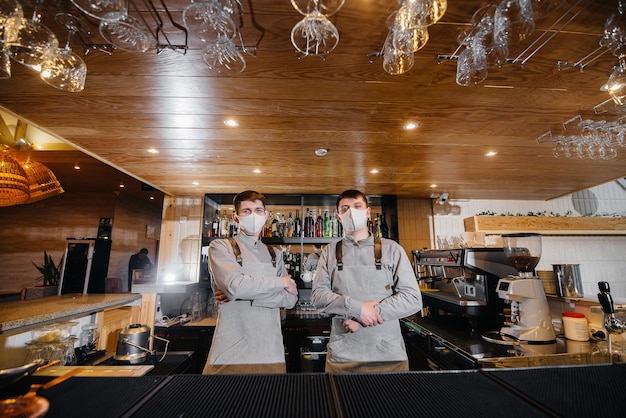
[311,234,422,321]
[209,233,297,308]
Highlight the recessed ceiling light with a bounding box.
[315,148,328,156]
[404,122,419,130]
[192,181,199,185]
[73,162,81,170]
[224,119,239,127]
[430,184,437,188]
[370,169,379,174]
[119,182,125,188]
[485,151,498,157]
[147,148,159,154]
[149,196,155,200]
[253,169,262,173]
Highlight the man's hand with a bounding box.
[282,275,298,295]
[342,319,360,333]
[359,301,383,327]
[214,288,230,304]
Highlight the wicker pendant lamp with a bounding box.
[0,151,30,206]
[21,159,64,203]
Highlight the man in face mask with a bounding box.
[311,189,422,373]
[203,190,298,374]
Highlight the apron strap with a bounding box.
[374,237,382,270]
[266,244,277,268]
[335,241,344,271]
[228,237,243,266]
[228,237,277,268]
[335,237,382,271]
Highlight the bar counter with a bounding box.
[404,314,619,368]
[0,293,142,334]
[1,364,625,417]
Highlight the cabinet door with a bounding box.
[95,306,140,352]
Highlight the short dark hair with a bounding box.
[336,189,369,209]
[139,248,149,254]
[233,190,267,213]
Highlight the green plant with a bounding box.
[32,251,62,287]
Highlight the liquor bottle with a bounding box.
[374,213,382,238]
[229,211,238,236]
[286,212,294,238]
[331,209,339,237]
[279,214,286,237]
[323,209,331,237]
[265,211,274,237]
[304,208,314,237]
[211,210,220,237]
[294,209,302,237]
[220,211,229,237]
[381,212,389,238]
[270,211,279,237]
[315,209,323,237]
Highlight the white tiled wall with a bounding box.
[432,181,626,301]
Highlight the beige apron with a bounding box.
[325,254,409,373]
[203,260,286,374]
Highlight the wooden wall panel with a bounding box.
[398,198,433,258]
[0,193,161,294]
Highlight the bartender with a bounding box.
[312,189,422,373]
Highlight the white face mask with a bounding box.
[338,208,369,232]
[235,212,266,236]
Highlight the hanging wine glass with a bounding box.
[99,10,152,52]
[0,44,10,79]
[382,30,414,75]
[291,11,339,57]
[471,4,508,65]
[291,0,345,17]
[40,13,87,92]
[388,8,429,54]
[201,38,246,74]
[455,37,488,86]
[397,0,447,27]
[494,0,535,46]
[0,0,23,43]
[183,0,238,44]
[5,17,59,71]
[606,65,626,105]
[69,0,127,21]
[604,2,626,61]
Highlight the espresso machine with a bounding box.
[412,248,518,333]
[494,233,556,344]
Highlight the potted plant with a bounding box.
[21,251,64,299]
[32,251,63,287]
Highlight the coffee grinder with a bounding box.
[495,233,556,343]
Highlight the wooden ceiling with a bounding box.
[1,0,625,201]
